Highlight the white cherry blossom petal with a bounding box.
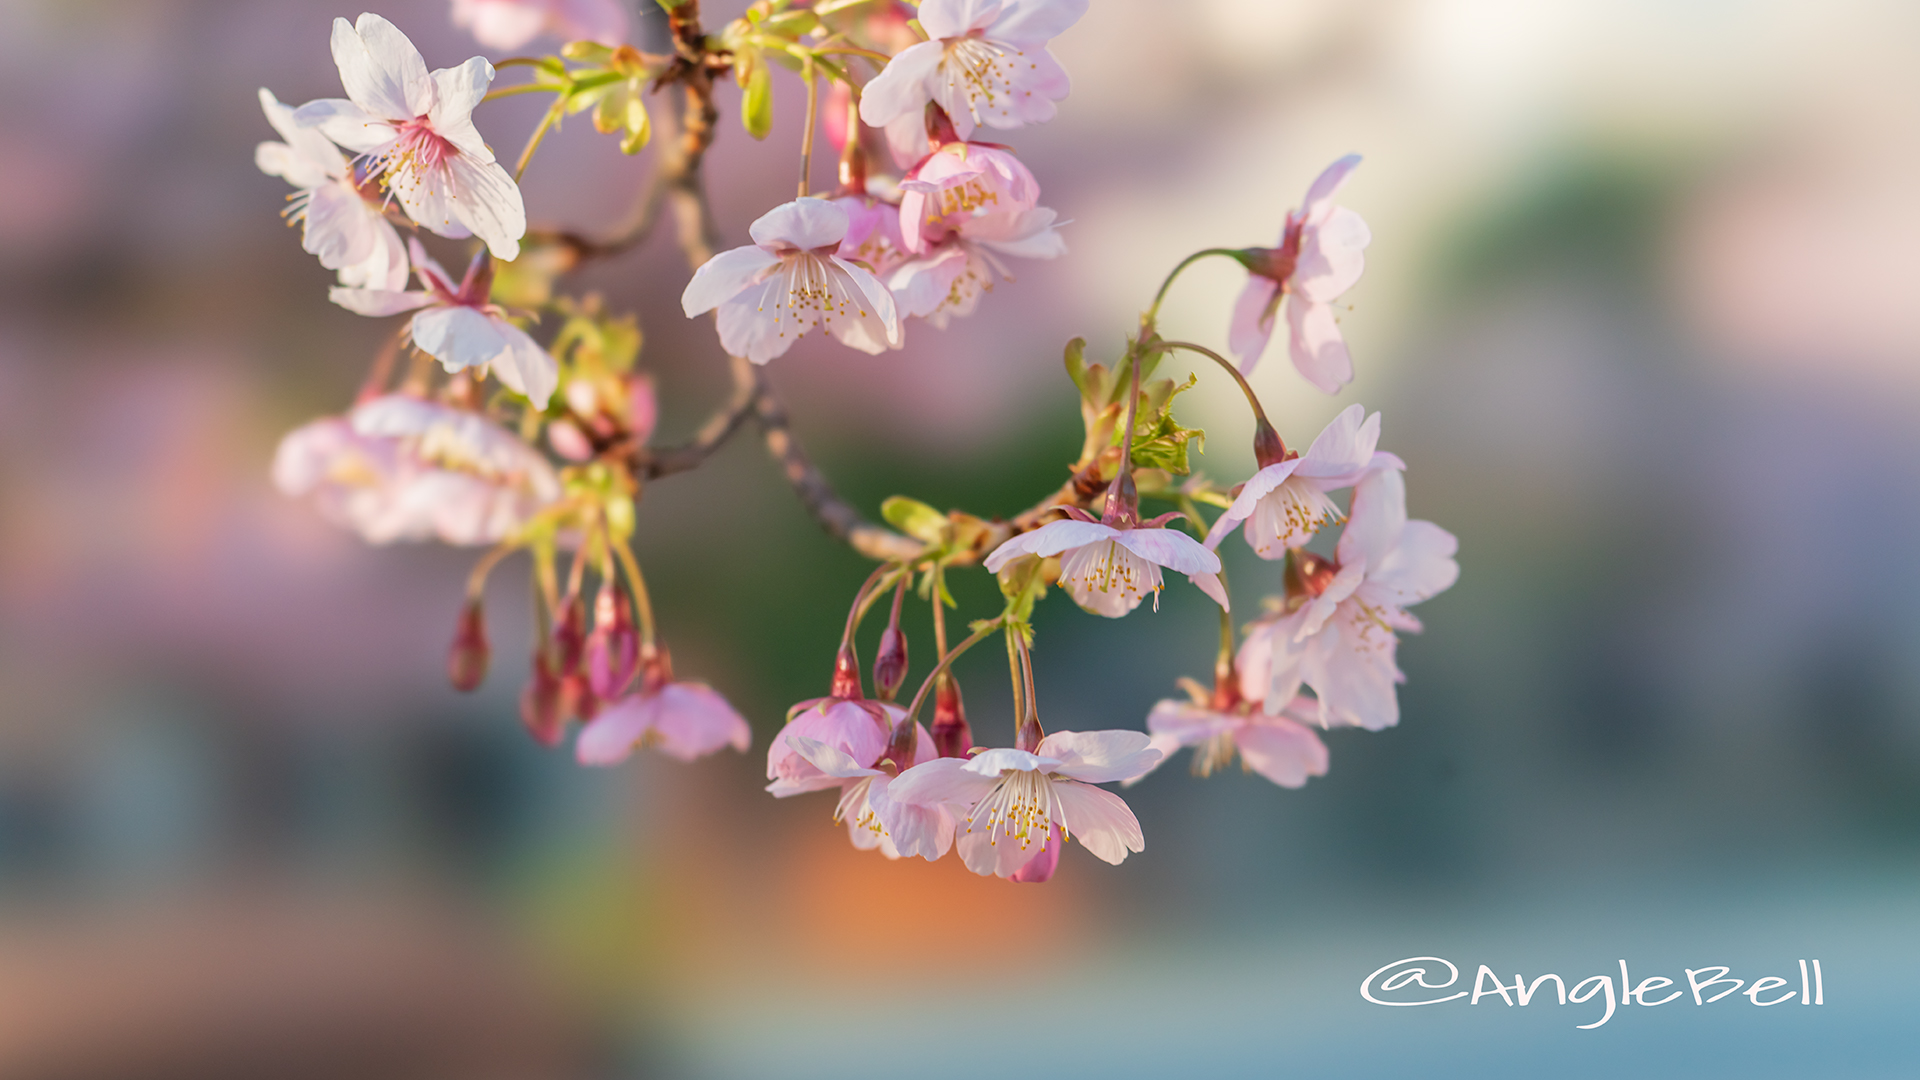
[1036,729,1159,784]
[1050,779,1142,865]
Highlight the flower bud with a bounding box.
[828,642,864,700]
[881,711,919,773]
[447,598,490,692]
[553,592,587,674]
[1251,418,1289,469]
[872,624,908,702]
[931,673,972,758]
[520,654,565,747]
[560,672,599,724]
[587,584,640,698]
[547,417,595,462]
[626,373,658,444]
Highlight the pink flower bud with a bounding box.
[447,598,490,692]
[872,624,908,701]
[560,672,599,724]
[547,418,595,462]
[931,673,971,758]
[626,374,657,444]
[520,654,565,747]
[1252,418,1289,469]
[586,585,640,698]
[553,593,587,674]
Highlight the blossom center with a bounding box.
[1249,477,1344,555]
[941,35,1021,123]
[1059,539,1164,610]
[760,253,871,341]
[967,768,1056,851]
[369,118,456,194]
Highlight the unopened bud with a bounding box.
[872,625,908,701]
[447,599,490,692]
[1252,418,1289,469]
[931,673,972,758]
[547,418,595,462]
[587,585,639,698]
[881,711,920,772]
[520,654,565,747]
[560,672,599,724]
[626,374,658,444]
[1286,550,1338,599]
[828,643,864,700]
[553,593,587,674]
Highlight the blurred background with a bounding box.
[1,0,1918,1075]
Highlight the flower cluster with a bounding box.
[259,1,1456,886]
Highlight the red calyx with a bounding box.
[447,598,490,693]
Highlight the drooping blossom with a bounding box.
[1238,468,1458,731]
[575,646,750,765]
[885,141,1064,326]
[451,0,626,52]
[1204,404,1404,558]
[888,730,1160,878]
[1229,155,1371,392]
[332,239,558,408]
[681,198,901,364]
[1134,686,1330,789]
[783,723,956,861]
[984,513,1228,617]
[295,13,527,260]
[255,88,409,291]
[273,394,560,546]
[831,195,912,280]
[859,0,1089,141]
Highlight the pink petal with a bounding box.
[1293,206,1370,302]
[981,519,1118,571]
[293,98,397,154]
[869,775,955,861]
[787,735,883,779]
[429,57,497,160]
[857,39,944,128]
[889,757,1000,809]
[1203,459,1303,549]
[681,246,781,316]
[1285,296,1353,394]
[1113,526,1221,576]
[574,694,652,765]
[919,0,998,39]
[1299,154,1362,223]
[989,0,1089,45]
[489,318,558,409]
[1295,404,1378,479]
[748,197,849,252]
[1037,729,1159,784]
[444,153,525,261]
[1007,823,1062,882]
[1050,780,1143,865]
[410,305,507,372]
[1227,275,1280,371]
[335,14,432,120]
[1144,700,1234,746]
[1235,717,1329,788]
[328,286,433,317]
[1336,467,1407,574]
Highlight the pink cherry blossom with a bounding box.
[1238,468,1458,731]
[1136,690,1330,789]
[681,198,901,364]
[859,0,1088,141]
[331,239,559,409]
[832,194,911,280]
[887,730,1160,878]
[784,724,956,861]
[451,0,626,52]
[1229,155,1371,392]
[255,88,408,291]
[984,516,1228,617]
[294,14,527,260]
[575,648,750,765]
[897,142,1041,254]
[767,697,901,797]
[273,394,560,546]
[1204,404,1405,558]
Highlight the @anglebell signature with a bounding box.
[1361,955,1826,1029]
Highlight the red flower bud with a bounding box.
[931,673,972,758]
[447,599,490,693]
[872,625,908,702]
[586,585,640,698]
[520,653,565,747]
[828,643,864,700]
[1252,418,1290,469]
[553,593,587,675]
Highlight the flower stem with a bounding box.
[798,54,818,198]
[515,96,567,182]
[610,533,657,648]
[1148,339,1273,429]
[842,562,896,648]
[1143,247,1247,328]
[1103,340,1144,526]
[465,542,518,601]
[901,619,1000,725]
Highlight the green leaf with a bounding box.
[881,496,947,544]
[742,58,773,140]
[1063,336,1089,397]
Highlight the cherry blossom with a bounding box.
[859,0,1089,141]
[984,515,1228,617]
[294,13,527,260]
[1238,468,1458,731]
[832,194,912,280]
[887,730,1159,878]
[332,239,559,409]
[1204,404,1404,558]
[884,141,1065,325]
[897,141,1041,253]
[783,725,956,861]
[681,198,901,364]
[451,0,626,52]
[255,88,408,291]
[1136,689,1330,789]
[273,394,560,546]
[575,647,750,765]
[1229,155,1371,392]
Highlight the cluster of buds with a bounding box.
[259,0,1457,887]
